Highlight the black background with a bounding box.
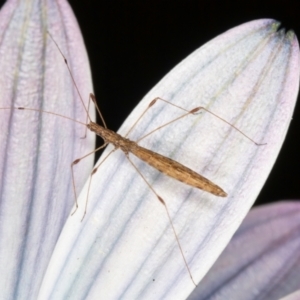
[2,0,300,206]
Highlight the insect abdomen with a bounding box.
[130,145,227,197]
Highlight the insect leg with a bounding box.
[71,142,108,216]
[138,97,265,145]
[81,93,94,139]
[89,93,107,129]
[80,147,116,221]
[125,153,197,287]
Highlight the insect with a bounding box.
[2,32,264,287]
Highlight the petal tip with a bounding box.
[286,30,297,43]
[270,20,281,32]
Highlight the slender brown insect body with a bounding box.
[87,121,227,197]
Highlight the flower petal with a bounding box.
[40,19,299,299]
[188,201,300,300]
[0,0,94,298]
[280,289,300,300]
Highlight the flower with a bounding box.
[0,1,299,299]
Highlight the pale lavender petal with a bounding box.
[40,19,299,299]
[0,0,94,299]
[188,201,300,300]
[280,289,300,300]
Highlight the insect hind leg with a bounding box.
[125,153,197,287]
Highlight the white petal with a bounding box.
[40,19,299,299]
[280,289,300,300]
[188,201,300,300]
[0,0,94,298]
